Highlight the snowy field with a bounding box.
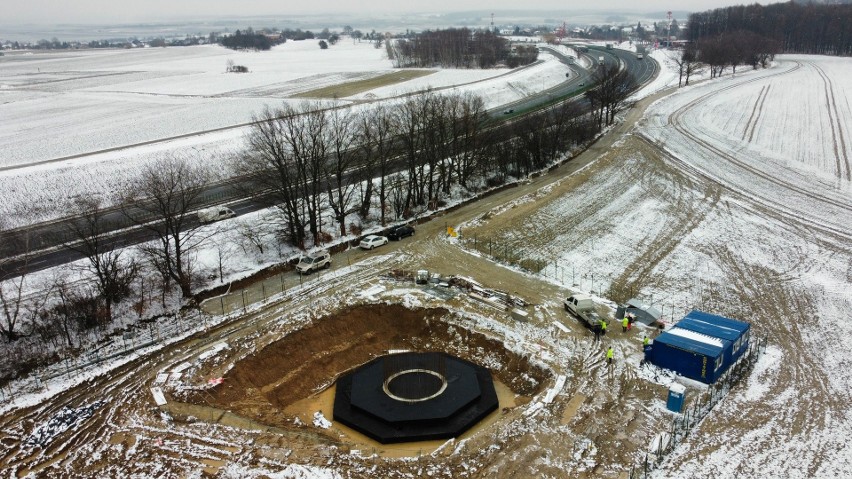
[458,53,852,478]
[0,40,572,227]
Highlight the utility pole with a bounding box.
[666,11,673,47]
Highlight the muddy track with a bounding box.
[0,265,385,476]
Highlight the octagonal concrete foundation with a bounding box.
[333,352,498,444]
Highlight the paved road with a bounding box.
[0,50,659,280]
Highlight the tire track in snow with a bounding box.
[742,84,770,143]
[811,62,851,181]
[651,60,852,248]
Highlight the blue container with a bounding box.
[646,328,726,384]
[667,384,686,412]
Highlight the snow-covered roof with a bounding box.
[667,327,724,348]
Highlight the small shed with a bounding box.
[616,298,662,326]
[645,310,751,384]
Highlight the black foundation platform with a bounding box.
[333,352,498,444]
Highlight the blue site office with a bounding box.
[645,310,751,384]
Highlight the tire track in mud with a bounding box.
[811,62,851,181]
[0,267,381,476]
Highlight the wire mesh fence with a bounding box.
[627,336,768,479]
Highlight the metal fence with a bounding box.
[627,336,768,479]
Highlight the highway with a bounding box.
[0,45,658,280]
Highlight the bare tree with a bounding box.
[672,44,703,87]
[448,93,488,190]
[65,198,138,322]
[240,103,327,248]
[324,108,358,237]
[356,105,397,224]
[0,217,49,342]
[120,156,211,298]
[585,63,638,126]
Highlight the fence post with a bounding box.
[241,290,247,311]
[220,296,225,315]
[262,283,266,300]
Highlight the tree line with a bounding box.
[388,29,538,68]
[687,2,852,56]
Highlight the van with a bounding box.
[197,207,236,224]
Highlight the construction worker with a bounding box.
[594,321,601,342]
[600,319,607,336]
[606,346,614,365]
[622,315,629,333]
[643,336,650,347]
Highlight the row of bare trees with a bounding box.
[240,91,601,250]
[389,29,538,68]
[668,29,779,87]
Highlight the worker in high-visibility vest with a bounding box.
[606,346,614,365]
[643,336,650,347]
[600,319,607,335]
[622,316,629,333]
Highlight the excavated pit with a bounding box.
[193,304,549,445]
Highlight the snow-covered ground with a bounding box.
[5,42,849,477]
[455,53,852,477]
[0,40,570,227]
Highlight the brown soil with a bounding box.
[189,304,548,434]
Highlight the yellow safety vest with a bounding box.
[606,348,614,359]
[622,317,629,327]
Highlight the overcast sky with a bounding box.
[5,1,742,25]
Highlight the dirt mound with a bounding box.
[195,303,549,431]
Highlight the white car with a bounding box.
[295,250,331,274]
[197,207,236,224]
[359,235,388,250]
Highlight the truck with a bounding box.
[197,206,236,224]
[636,53,644,60]
[564,294,604,329]
[598,56,605,63]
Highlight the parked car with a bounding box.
[386,224,415,241]
[295,250,331,274]
[359,235,389,250]
[502,108,514,114]
[197,206,236,224]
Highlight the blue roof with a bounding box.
[654,329,723,358]
[684,310,750,333]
